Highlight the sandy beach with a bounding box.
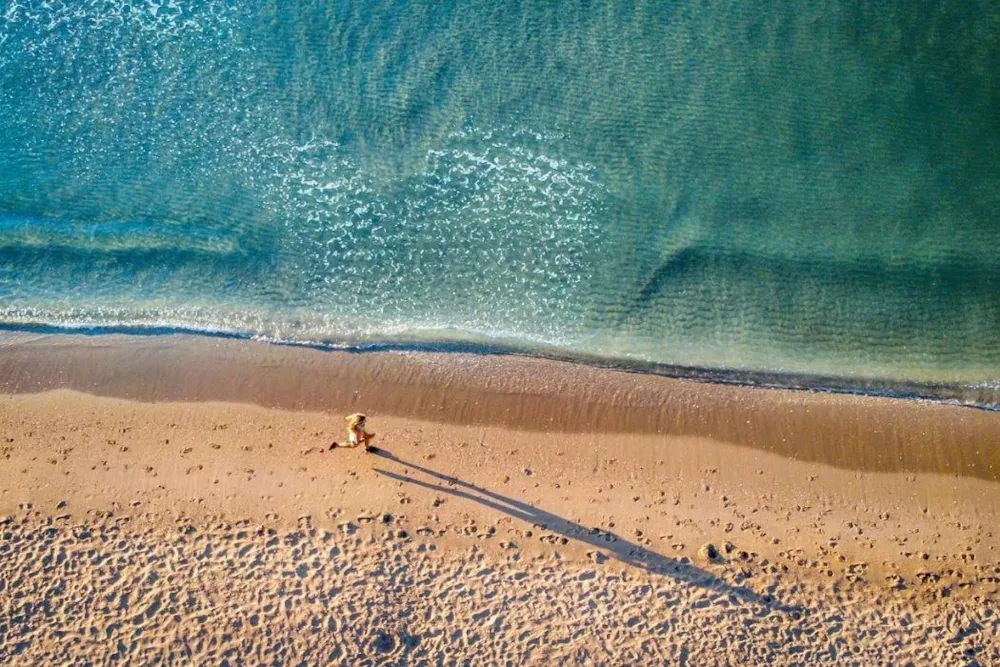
[1,333,998,664]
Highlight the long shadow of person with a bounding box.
[372,450,800,615]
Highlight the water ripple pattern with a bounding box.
[1,0,999,397]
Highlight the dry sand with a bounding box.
[0,333,998,664]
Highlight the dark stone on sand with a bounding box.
[699,543,720,563]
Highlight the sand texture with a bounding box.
[1,335,999,664]
[1,508,995,665]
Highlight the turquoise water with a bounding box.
[1,1,999,402]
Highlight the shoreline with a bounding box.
[1,330,999,480]
[2,322,998,410]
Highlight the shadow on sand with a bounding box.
[373,450,800,616]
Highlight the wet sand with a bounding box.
[0,333,998,664]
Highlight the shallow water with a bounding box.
[1,1,998,400]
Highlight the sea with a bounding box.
[1,1,998,406]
